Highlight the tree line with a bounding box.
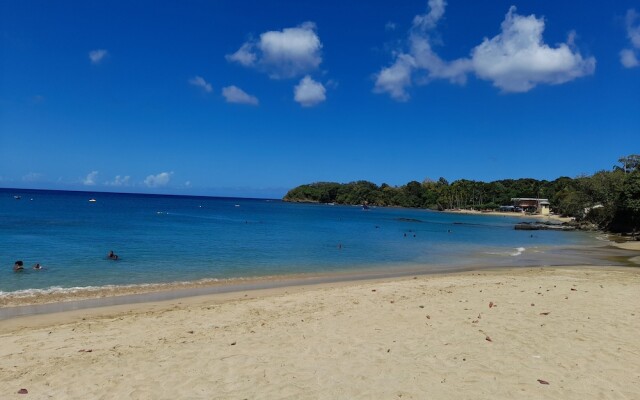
[283,155,640,233]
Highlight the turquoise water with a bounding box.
[1,188,604,296]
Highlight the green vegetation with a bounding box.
[283,155,640,233]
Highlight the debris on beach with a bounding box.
[537,379,550,385]
[540,312,550,315]
[485,336,492,342]
[18,388,28,394]
[230,341,237,346]
[489,301,494,308]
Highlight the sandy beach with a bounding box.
[444,209,574,223]
[1,266,639,399]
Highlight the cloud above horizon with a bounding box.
[294,76,326,107]
[22,172,44,182]
[89,49,108,65]
[83,171,98,185]
[226,22,322,79]
[188,76,213,92]
[105,175,131,187]
[144,172,172,188]
[620,9,640,68]
[222,85,259,105]
[374,1,596,100]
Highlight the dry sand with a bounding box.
[1,266,639,399]
[445,209,573,223]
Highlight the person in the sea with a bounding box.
[33,263,43,270]
[13,260,24,272]
[107,250,119,260]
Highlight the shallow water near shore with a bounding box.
[0,188,618,305]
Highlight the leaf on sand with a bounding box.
[230,341,237,346]
[485,336,492,342]
[537,379,550,385]
[539,312,550,316]
[18,389,28,394]
[489,301,494,308]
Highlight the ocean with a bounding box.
[1,188,608,298]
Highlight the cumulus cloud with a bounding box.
[144,172,172,188]
[227,22,322,79]
[620,9,640,68]
[188,76,213,92]
[374,2,596,99]
[83,171,98,186]
[294,76,326,107]
[226,43,257,67]
[105,175,131,187]
[222,85,259,105]
[89,49,108,64]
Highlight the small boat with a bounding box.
[89,198,97,202]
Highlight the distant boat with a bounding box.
[14,195,21,200]
[89,198,97,202]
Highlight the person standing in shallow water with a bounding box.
[108,250,119,260]
[13,260,24,271]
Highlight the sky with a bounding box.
[1,0,639,198]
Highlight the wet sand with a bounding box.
[1,265,639,399]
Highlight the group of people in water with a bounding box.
[13,261,42,272]
[12,250,120,272]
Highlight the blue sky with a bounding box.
[1,0,639,198]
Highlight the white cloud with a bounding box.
[83,171,98,186]
[373,54,415,101]
[144,172,172,188]
[621,9,640,68]
[374,2,596,99]
[227,22,322,79]
[222,85,259,105]
[105,175,131,187]
[188,76,213,92]
[470,7,596,92]
[226,43,257,67]
[294,76,326,107]
[620,49,639,68]
[22,172,43,182]
[89,49,108,64]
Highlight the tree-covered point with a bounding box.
[283,155,640,233]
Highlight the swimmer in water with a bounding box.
[108,250,119,260]
[13,260,24,272]
[33,263,43,270]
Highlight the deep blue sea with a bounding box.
[1,188,606,297]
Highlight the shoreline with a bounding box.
[442,208,574,223]
[1,265,639,399]
[1,240,638,320]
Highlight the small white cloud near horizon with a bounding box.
[83,171,99,186]
[188,76,213,93]
[22,172,44,182]
[374,1,596,99]
[222,85,259,105]
[620,9,640,68]
[294,76,326,107]
[89,49,108,65]
[144,172,173,188]
[226,22,323,79]
[105,175,131,187]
